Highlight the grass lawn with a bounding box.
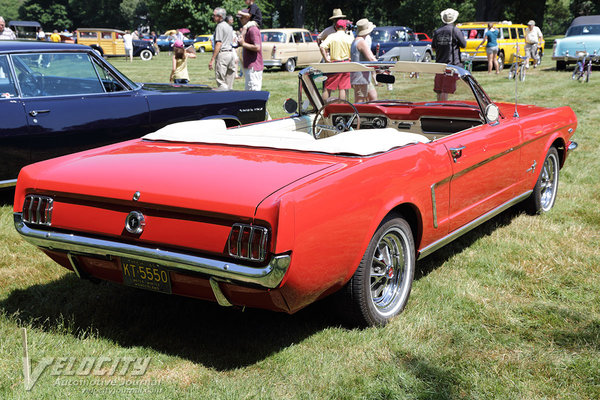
[0,52,599,399]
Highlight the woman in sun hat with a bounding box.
[170,40,196,84]
[351,18,378,102]
[432,8,466,67]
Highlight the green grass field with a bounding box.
[0,52,599,399]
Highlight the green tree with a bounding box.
[19,1,72,30]
[0,0,24,22]
[570,0,599,16]
[545,0,571,34]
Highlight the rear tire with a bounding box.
[519,64,526,81]
[139,49,153,61]
[556,60,566,71]
[341,215,415,327]
[524,147,560,215]
[422,51,432,63]
[283,58,296,72]
[199,47,206,53]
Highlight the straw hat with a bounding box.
[440,8,459,24]
[356,19,376,36]
[527,20,535,26]
[329,8,346,20]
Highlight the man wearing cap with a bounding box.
[317,9,347,45]
[237,8,263,91]
[432,8,466,67]
[525,20,543,68]
[209,7,237,90]
[320,19,354,100]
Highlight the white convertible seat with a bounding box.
[143,118,429,156]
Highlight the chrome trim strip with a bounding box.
[430,184,438,229]
[418,190,532,260]
[0,179,17,188]
[14,213,290,289]
[209,277,233,307]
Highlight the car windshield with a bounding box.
[262,32,286,42]
[566,24,600,37]
[371,29,392,42]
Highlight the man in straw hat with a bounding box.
[351,18,378,102]
[317,8,347,45]
[432,8,466,67]
[524,20,543,68]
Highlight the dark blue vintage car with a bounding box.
[0,41,269,188]
[370,26,432,62]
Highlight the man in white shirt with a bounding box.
[524,20,543,68]
[0,17,16,40]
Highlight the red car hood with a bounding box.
[19,139,341,218]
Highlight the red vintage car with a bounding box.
[14,61,577,326]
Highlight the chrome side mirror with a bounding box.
[485,104,500,123]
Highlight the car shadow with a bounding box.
[1,204,524,371]
[0,272,343,371]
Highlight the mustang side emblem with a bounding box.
[125,211,145,234]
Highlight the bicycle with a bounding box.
[571,44,598,83]
[508,54,528,81]
[461,52,476,73]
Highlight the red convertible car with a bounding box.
[14,61,578,326]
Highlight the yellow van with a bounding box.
[76,28,156,60]
[456,22,545,70]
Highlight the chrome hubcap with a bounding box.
[370,227,411,316]
[540,153,558,211]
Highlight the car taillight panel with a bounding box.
[227,224,269,262]
[22,195,53,226]
[272,45,277,58]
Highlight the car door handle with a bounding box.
[449,145,466,162]
[29,110,50,117]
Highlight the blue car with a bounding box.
[370,26,432,62]
[156,35,194,51]
[552,15,600,70]
[0,41,269,188]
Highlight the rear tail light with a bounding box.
[22,195,53,226]
[227,224,269,262]
[376,43,380,57]
[272,45,277,58]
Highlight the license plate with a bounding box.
[121,258,172,294]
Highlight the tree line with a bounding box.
[2,0,598,36]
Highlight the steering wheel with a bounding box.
[19,72,43,97]
[312,99,361,139]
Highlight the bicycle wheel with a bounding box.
[585,63,591,83]
[508,64,516,79]
[571,63,580,80]
[519,64,526,81]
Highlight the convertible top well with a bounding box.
[143,118,429,156]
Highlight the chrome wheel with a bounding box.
[342,216,415,326]
[370,227,412,317]
[524,147,560,215]
[539,151,559,212]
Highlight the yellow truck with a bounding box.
[456,22,545,70]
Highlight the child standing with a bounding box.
[170,40,196,84]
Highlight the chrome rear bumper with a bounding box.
[14,213,290,289]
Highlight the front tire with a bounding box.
[422,51,432,63]
[342,216,415,327]
[556,60,566,71]
[139,49,153,61]
[524,147,560,214]
[199,47,206,53]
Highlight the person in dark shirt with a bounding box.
[244,0,262,28]
[432,8,466,67]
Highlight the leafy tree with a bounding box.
[0,0,23,22]
[19,1,72,30]
[570,0,599,16]
[545,0,571,34]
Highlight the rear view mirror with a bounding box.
[376,73,395,84]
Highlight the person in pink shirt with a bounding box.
[237,9,263,91]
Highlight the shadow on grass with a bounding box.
[415,205,523,281]
[0,274,342,371]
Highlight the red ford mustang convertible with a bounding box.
[14,62,577,326]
